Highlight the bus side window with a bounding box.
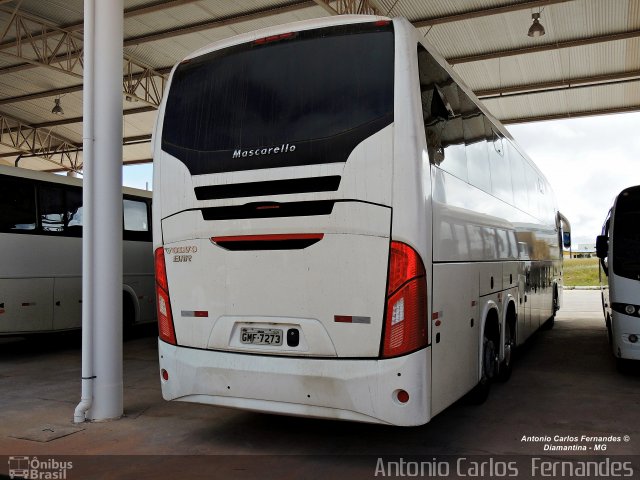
[38,185,65,233]
[417,44,466,180]
[461,94,490,193]
[0,177,36,232]
[508,141,528,212]
[525,164,540,219]
[486,121,514,204]
[66,187,83,236]
[124,199,150,241]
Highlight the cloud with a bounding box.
[509,112,640,244]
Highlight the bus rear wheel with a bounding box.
[497,320,515,382]
[469,335,498,404]
[606,315,613,347]
[122,292,135,339]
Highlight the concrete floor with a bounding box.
[1,290,639,478]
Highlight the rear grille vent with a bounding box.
[194,176,341,200]
[201,200,335,221]
[212,234,323,251]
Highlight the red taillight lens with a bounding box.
[387,242,426,294]
[155,247,176,345]
[254,32,297,45]
[382,242,427,358]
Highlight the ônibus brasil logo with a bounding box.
[8,456,73,479]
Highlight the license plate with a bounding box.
[240,327,283,346]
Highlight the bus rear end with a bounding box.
[153,17,430,425]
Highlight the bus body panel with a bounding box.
[162,218,390,357]
[431,263,480,416]
[0,277,54,333]
[53,277,83,330]
[159,339,431,426]
[157,121,395,356]
[607,274,640,361]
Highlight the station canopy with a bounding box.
[0,0,638,173]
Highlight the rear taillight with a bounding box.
[253,32,297,45]
[382,242,427,358]
[155,247,176,345]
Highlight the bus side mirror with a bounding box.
[562,232,571,249]
[596,235,608,259]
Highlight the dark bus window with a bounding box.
[613,187,640,280]
[162,22,394,175]
[66,187,83,236]
[0,177,36,232]
[417,45,467,181]
[38,185,65,233]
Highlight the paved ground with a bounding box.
[0,290,638,479]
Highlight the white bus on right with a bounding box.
[597,185,640,370]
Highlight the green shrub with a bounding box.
[563,257,601,287]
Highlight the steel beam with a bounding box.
[26,106,156,129]
[413,0,572,27]
[0,8,167,106]
[123,1,315,47]
[312,0,379,15]
[0,111,80,169]
[0,0,203,49]
[476,71,640,99]
[449,30,640,65]
[43,157,153,173]
[501,105,640,124]
[0,133,152,160]
[0,67,172,105]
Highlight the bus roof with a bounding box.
[0,164,152,199]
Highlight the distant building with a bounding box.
[564,243,596,258]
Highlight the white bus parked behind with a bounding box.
[0,164,155,336]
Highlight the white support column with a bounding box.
[87,0,124,421]
[74,0,95,423]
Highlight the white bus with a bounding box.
[152,16,569,426]
[0,164,155,336]
[597,186,640,369]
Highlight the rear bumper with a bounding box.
[612,312,640,361]
[159,340,431,426]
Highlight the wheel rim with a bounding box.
[483,338,498,381]
[503,323,513,367]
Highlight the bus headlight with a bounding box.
[625,305,636,315]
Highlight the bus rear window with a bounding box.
[162,22,394,175]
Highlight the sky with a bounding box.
[124,111,640,248]
[509,111,640,247]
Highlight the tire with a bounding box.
[468,335,498,404]
[497,321,514,382]
[606,316,613,347]
[541,287,558,331]
[541,316,555,330]
[122,292,135,339]
[616,357,637,374]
